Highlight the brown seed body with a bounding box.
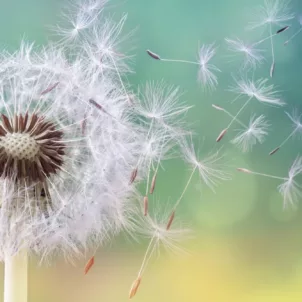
[216,128,227,142]
[269,147,280,155]
[150,173,157,194]
[143,196,148,216]
[166,210,175,230]
[276,26,289,34]
[129,277,141,299]
[129,168,138,184]
[146,50,161,60]
[84,256,95,275]
[41,82,59,95]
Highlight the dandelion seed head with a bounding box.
[0,2,195,262]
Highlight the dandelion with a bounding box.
[215,77,283,142]
[212,104,270,151]
[237,156,302,207]
[269,109,302,155]
[284,14,302,45]
[0,2,201,302]
[146,44,220,90]
[247,0,294,77]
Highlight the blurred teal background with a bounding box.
[1,0,302,301]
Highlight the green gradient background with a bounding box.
[0,0,302,301]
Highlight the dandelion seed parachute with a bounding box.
[237,156,302,207]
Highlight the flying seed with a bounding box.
[84,256,95,275]
[276,26,289,34]
[166,210,175,230]
[146,50,161,60]
[143,196,148,216]
[129,277,141,299]
[269,147,280,155]
[216,128,227,142]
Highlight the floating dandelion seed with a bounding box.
[215,77,283,142]
[269,109,302,155]
[212,104,270,151]
[225,26,290,70]
[231,114,270,152]
[237,156,302,208]
[247,0,294,77]
[284,14,302,45]
[129,201,190,298]
[146,44,220,91]
[181,138,231,191]
[225,37,265,70]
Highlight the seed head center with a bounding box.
[0,113,65,182]
[0,133,40,160]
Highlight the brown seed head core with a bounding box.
[0,112,65,183]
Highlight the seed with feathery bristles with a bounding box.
[150,173,156,194]
[216,128,228,142]
[40,82,60,95]
[84,256,95,275]
[146,49,161,60]
[0,113,65,182]
[129,277,141,299]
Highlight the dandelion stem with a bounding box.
[252,33,278,46]
[161,58,199,65]
[173,167,196,210]
[285,27,302,45]
[240,169,287,181]
[137,236,156,277]
[4,250,28,302]
[226,96,253,129]
[269,23,275,77]
[278,127,298,148]
[213,104,246,128]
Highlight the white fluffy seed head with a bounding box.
[0,0,198,262]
